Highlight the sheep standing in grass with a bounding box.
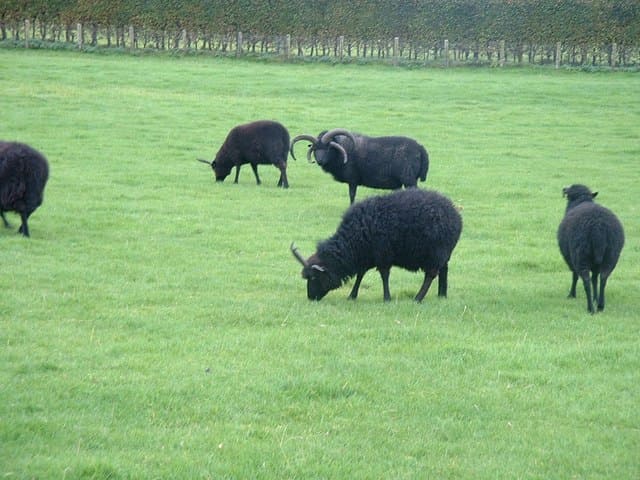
[290,128,429,204]
[557,184,625,313]
[291,189,462,302]
[0,141,49,237]
[198,120,291,188]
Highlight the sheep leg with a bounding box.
[249,164,261,185]
[348,184,358,205]
[437,263,449,297]
[579,270,595,313]
[597,272,610,311]
[378,267,392,302]
[591,268,600,305]
[18,213,30,237]
[1,212,11,228]
[276,164,289,188]
[568,272,578,298]
[415,269,438,302]
[349,272,365,299]
[233,165,241,184]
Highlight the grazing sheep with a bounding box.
[291,189,462,302]
[198,120,291,188]
[290,128,428,204]
[557,184,625,313]
[0,141,49,237]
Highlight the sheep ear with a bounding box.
[592,192,598,198]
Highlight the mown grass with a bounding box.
[1,49,639,479]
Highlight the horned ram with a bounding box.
[290,128,428,204]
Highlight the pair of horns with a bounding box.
[197,158,212,165]
[290,128,355,164]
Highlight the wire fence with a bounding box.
[4,21,639,68]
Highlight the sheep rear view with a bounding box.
[557,184,625,313]
[0,141,49,237]
[292,188,462,302]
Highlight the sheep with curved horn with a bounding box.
[290,128,428,204]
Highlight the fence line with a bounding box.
[5,21,639,68]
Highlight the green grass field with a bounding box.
[1,49,639,479]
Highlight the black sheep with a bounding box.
[198,120,291,188]
[290,128,428,204]
[557,184,625,313]
[0,141,49,237]
[291,189,462,302]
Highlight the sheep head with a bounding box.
[197,157,226,182]
[290,243,339,301]
[562,184,598,211]
[290,129,356,165]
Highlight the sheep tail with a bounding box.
[591,227,608,265]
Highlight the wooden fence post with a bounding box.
[181,29,187,49]
[24,19,29,48]
[284,34,291,59]
[555,42,561,69]
[338,35,344,61]
[611,42,617,68]
[499,40,506,67]
[236,31,243,56]
[77,23,83,49]
[129,26,135,48]
[444,39,449,67]
[393,36,399,65]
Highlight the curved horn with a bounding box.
[306,147,316,163]
[320,128,356,145]
[290,242,309,267]
[290,134,318,162]
[197,158,213,165]
[320,129,354,164]
[329,141,348,164]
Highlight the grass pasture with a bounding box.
[1,49,639,479]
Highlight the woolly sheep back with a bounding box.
[557,184,624,313]
[296,188,462,302]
